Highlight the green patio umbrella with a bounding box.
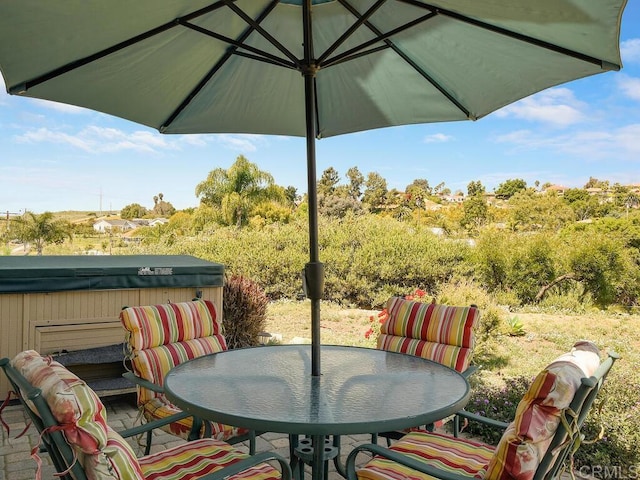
[0,0,627,376]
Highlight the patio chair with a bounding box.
[0,350,290,480]
[291,299,481,479]
[374,297,481,442]
[119,299,257,452]
[346,341,619,480]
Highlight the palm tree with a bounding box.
[13,212,72,255]
[195,155,282,227]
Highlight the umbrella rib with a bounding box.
[233,51,299,70]
[8,1,232,94]
[322,3,437,68]
[160,0,283,131]
[324,1,473,119]
[398,0,621,70]
[316,0,388,65]
[223,0,301,68]
[326,45,390,68]
[180,20,297,70]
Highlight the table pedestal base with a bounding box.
[291,435,339,480]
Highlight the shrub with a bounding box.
[222,274,269,349]
[435,278,504,364]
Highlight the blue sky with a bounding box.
[1,6,639,215]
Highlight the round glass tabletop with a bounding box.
[164,344,470,436]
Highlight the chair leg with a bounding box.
[248,430,257,455]
[188,417,204,441]
[144,429,153,455]
[289,434,304,480]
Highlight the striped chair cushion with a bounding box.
[120,300,248,442]
[143,397,247,442]
[11,350,108,454]
[357,431,494,480]
[378,297,480,372]
[131,337,227,404]
[485,341,601,480]
[83,426,145,479]
[139,438,282,480]
[120,300,223,350]
[377,335,471,373]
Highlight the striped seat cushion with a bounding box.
[357,431,494,480]
[378,297,480,372]
[85,428,282,480]
[139,438,282,480]
[131,337,227,404]
[143,397,248,442]
[11,350,108,454]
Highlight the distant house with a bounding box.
[93,219,137,233]
[585,187,604,196]
[544,184,567,196]
[441,193,465,203]
[148,218,169,227]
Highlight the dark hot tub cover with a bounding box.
[0,255,224,293]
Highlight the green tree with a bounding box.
[152,192,176,217]
[507,190,574,231]
[12,212,72,255]
[467,180,485,197]
[346,166,364,200]
[362,172,388,213]
[284,186,299,206]
[563,188,608,221]
[494,178,527,199]
[405,179,431,208]
[537,233,629,307]
[318,167,340,196]
[461,195,488,233]
[120,203,148,219]
[611,184,640,215]
[195,155,280,227]
[584,177,610,190]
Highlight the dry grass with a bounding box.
[265,300,638,386]
[265,299,377,347]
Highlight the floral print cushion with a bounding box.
[11,350,109,454]
[485,341,601,480]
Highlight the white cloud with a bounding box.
[14,126,177,154]
[621,38,640,64]
[213,134,268,152]
[423,133,454,143]
[495,124,640,158]
[494,88,586,127]
[617,75,640,101]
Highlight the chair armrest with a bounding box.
[201,451,292,480]
[461,365,478,379]
[122,371,165,394]
[346,444,470,480]
[452,409,509,437]
[118,410,192,439]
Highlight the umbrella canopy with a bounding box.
[0,0,627,375]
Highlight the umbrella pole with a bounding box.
[302,0,323,378]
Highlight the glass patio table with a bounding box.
[164,344,470,480]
